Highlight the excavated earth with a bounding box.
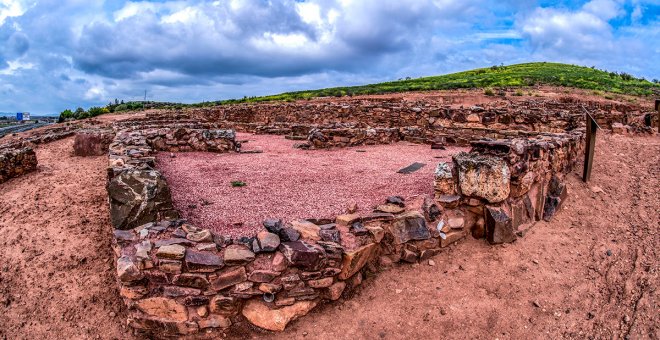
[0,132,657,339]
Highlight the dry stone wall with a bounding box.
[106,102,595,337]
[0,142,37,184]
[434,131,583,243]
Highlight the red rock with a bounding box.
[242,299,318,331]
[210,266,247,290]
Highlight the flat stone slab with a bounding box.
[397,162,426,174]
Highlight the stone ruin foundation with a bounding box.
[61,95,653,337]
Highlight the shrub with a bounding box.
[484,88,495,96]
[513,89,523,96]
[231,180,247,187]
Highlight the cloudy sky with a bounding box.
[0,0,658,114]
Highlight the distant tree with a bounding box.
[58,109,74,123]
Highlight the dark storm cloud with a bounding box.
[0,0,658,115]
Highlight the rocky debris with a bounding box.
[290,220,321,241]
[242,299,318,332]
[453,152,510,203]
[434,162,455,196]
[375,204,405,214]
[117,256,142,282]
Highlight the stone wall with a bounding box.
[0,142,37,184]
[434,131,584,243]
[107,126,239,230]
[194,96,654,135]
[107,105,592,337]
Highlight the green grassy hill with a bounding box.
[204,62,657,106]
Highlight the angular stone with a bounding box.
[349,221,369,236]
[242,299,318,332]
[453,152,510,203]
[448,217,465,229]
[198,315,231,329]
[154,238,196,247]
[258,283,282,294]
[386,195,405,207]
[120,285,147,299]
[307,277,334,288]
[289,220,321,241]
[196,242,217,251]
[73,131,113,156]
[114,230,137,244]
[135,240,152,260]
[280,273,302,290]
[287,286,318,299]
[186,229,213,242]
[159,260,182,274]
[326,282,346,300]
[209,295,238,315]
[336,213,360,226]
[173,273,210,289]
[437,195,461,208]
[156,244,186,260]
[434,162,456,196]
[183,296,210,306]
[136,297,187,322]
[107,170,176,230]
[374,204,405,214]
[211,266,247,290]
[271,251,288,272]
[255,231,280,252]
[401,248,418,263]
[338,243,378,280]
[275,297,296,307]
[319,229,341,243]
[543,176,568,222]
[389,211,430,244]
[365,226,385,243]
[163,286,201,297]
[248,270,280,283]
[485,206,515,244]
[279,227,300,242]
[440,230,466,247]
[223,245,255,265]
[362,212,395,222]
[263,218,283,234]
[117,256,142,282]
[279,241,325,271]
[510,171,535,198]
[185,249,223,272]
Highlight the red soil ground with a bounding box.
[0,133,656,339]
[156,133,466,238]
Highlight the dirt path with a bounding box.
[0,134,657,339]
[0,138,133,340]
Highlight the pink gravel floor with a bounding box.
[156,133,466,238]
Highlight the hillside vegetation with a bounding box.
[196,62,658,106]
[59,62,659,120]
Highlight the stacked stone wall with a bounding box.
[0,142,37,184]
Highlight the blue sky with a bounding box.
[0,0,658,115]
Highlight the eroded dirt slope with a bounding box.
[0,138,132,339]
[0,133,657,339]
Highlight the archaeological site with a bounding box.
[1,87,658,339]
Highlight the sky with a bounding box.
[0,0,658,115]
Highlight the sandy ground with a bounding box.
[0,133,657,339]
[0,138,132,340]
[156,133,466,238]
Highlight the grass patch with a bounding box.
[231,181,247,187]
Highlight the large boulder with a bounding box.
[73,130,114,156]
[453,152,510,203]
[107,170,177,230]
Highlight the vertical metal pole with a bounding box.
[655,99,659,133]
[582,113,597,182]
